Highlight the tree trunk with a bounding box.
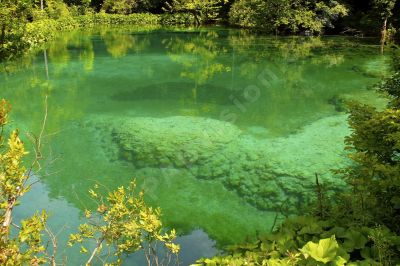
[0,24,6,48]
[381,17,388,53]
[44,49,49,80]
[191,10,200,27]
[2,198,17,240]
[86,237,104,265]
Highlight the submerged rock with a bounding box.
[113,116,241,168]
[90,115,350,212]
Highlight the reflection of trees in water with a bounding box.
[47,30,96,74]
[225,31,363,134]
[98,26,160,58]
[228,31,350,63]
[101,29,150,58]
[1,28,381,137]
[0,30,98,135]
[0,29,387,248]
[162,30,232,118]
[164,30,231,103]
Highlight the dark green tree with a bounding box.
[101,0,155,14]
[0,0,34,59]
[372,0,397,47]
[229,0,348,34]
[164,0,228,25]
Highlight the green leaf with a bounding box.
[298,222,323,235]
[80,246,88,253]
[342,230,368,251]
[332,256,347,266]
[300,235,339,263]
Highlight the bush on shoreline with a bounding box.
[20,13,162,54]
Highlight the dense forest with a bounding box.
[1,0,400,265]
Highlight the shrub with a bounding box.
[0,99,180,265]
[75,13,161,26]
[46,0,73,20]
[160,13,197,26]
[229,0,348,34]
[195,217,400,265]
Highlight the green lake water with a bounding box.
[0,27,390,265]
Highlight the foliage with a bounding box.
[338,0,399,36]
[45,0,73,20]
[23,18,77,48]
[300,236,341,263]
[195,216,400,265]
[0,100,179,265]
[330,49,400,234]
[0,0,163,60]
[196,45,400,266]
[160,13,198,26]
[68,181,180,265]
[372,0,397,44]
[1,0,397,60]
[163,0,228,25]
[75,12,161,26]
[229,0,348,34]
[102,0,155,15]
[373,0,396,21]
[0,99,51,265]
[377,47,400,106]
[0,0,34,59]
[0,13,161,60]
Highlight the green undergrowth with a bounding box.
[195,216,400,265]
[74,12,161,27]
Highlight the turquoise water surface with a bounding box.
[0,27,389,265]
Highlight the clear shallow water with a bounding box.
[0,27,389,265]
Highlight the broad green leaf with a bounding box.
[342,230,368,251]
[266,258,292,266]
[300,236,339,263]
[333,256,348,266]
[299,223,323,235]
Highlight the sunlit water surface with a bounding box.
[0,26,390,265]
